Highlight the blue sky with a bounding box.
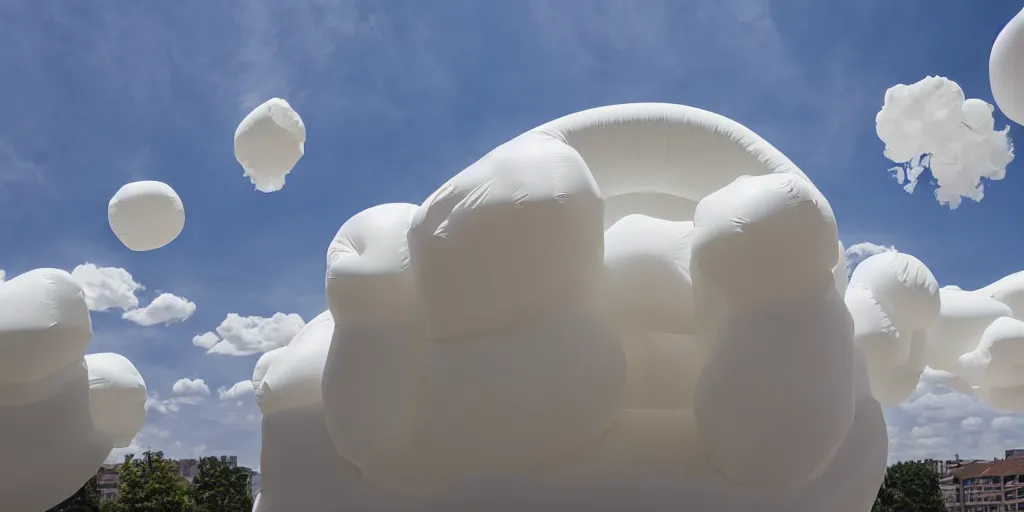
[1,0,1022,468]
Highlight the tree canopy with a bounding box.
[109,451,195,512]
[190,456,254,512]
[873,460,947,512]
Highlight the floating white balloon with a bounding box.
[108,181,185,251]
[990,8,1024,125]
[234,98,306,193]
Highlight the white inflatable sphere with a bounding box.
[694,290,855,489]
[990,8,1024,125]
[845,285,910,370]
[85,353,147,448]
[107,181,185,251]
[234,98,306,193]
[0,269,92,386]
[848,251,940,333]
[926,287,1011,372]
[0,360,113,511]
[600,215,695,335]
[691,172,838,310]
[408,133,604,340]
[252,346,286,392]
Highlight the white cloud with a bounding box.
[192,332,219,350]
[218,381,256,401]
[961,416,984,431]
[171,378,210,396]
[886,372,1024,462]
[122,292,197,326]
[0,269,5,282]
[145,393,205,414]
[992,416,1024,431]
[71,263,143,311]
[843,241,896,276]
[198,312,306,356]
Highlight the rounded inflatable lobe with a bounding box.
[991,8,1024,125]
[408,133,604,339]
[234,98,306,193]
[407,307,626,491]
[0,360,113,511]
[979,270,1024,319]
[833,241,850,295]
[252,346,285,392]
[107,181,185,251]
[256,311,333,415]
[845,285,909,370]
[958,316,1024,388]
[926,287,1012,372]
[694,290,855,489]
[600,215,695,335]
[691,173,838,312]
[848,251,940,333]
[85,352,147,448]
[322,202,425,485]
[0,269,92,386]
[326,203,420,326]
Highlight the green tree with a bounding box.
[191,456,254,512]
[873,460,946,512]
[47,475,100,512]
[108,451,196,512]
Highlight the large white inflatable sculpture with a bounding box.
[0,269,148,511]
[253,103,890,511]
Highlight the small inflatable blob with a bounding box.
[108,181,185,251]
[234,98,306,193]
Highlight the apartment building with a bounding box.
[947,455,1024,511]
[95,464,120,503]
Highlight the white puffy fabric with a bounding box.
[991,8,1024,126]
[875,76,1013,208]
[0,269,146,511]
[842,251,941,405]
[251,346,285,393]
[253,309,405,511]
[264,103,888,510]
[108,181,185,251]
[234,98,306,193]
[926,286,1012,373]
[85,352,147,448]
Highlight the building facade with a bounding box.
[947,455,1024,511]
